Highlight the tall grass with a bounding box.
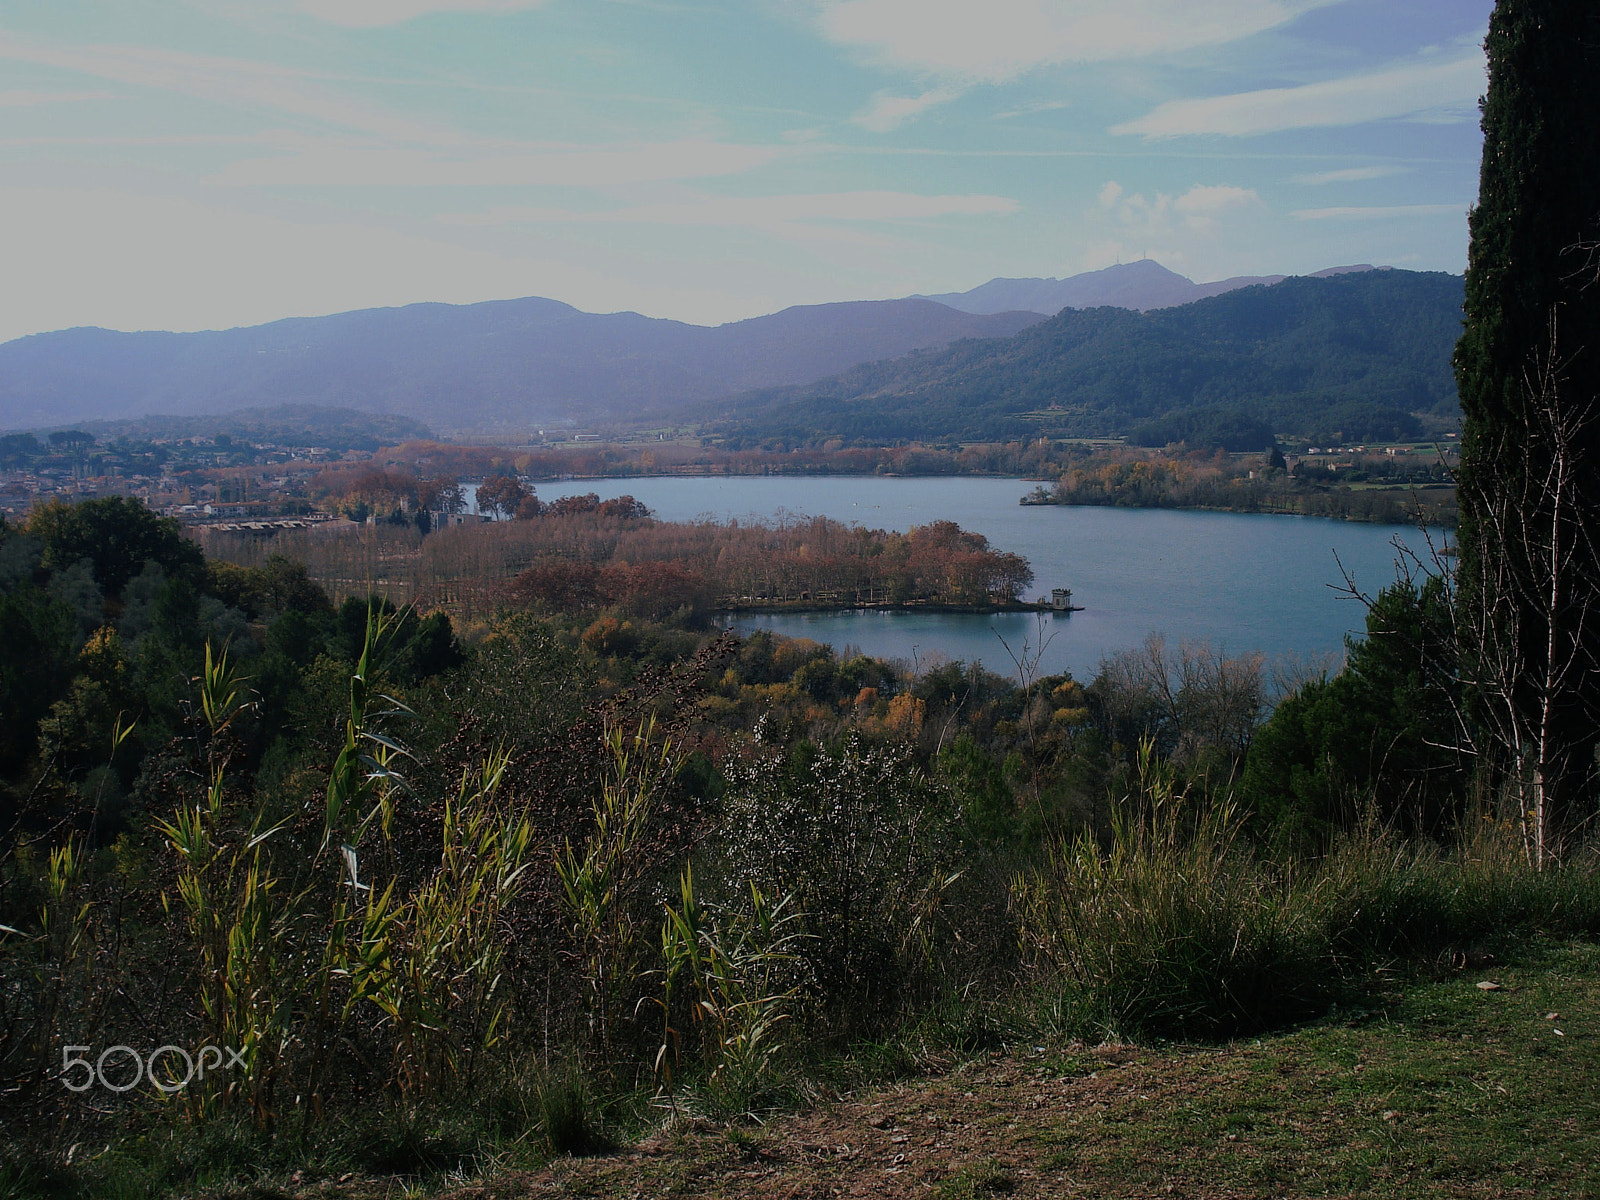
[1010,741,1600,1041]
[554,719,676,1060]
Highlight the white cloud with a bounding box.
[295,0,551,26]
[1114,51,1486,138]
[1101,180,1261,234]
[851,88,959,133]
[1079,180,1263,274]
[1292,204,1465,220]
[814,0,1339,84]
[211,135,789,187]
[993,98,1074,120]
[1292,165,1410,186]
[1174,184,1257,217]
[0,32,788,194]
[0,89,112,106]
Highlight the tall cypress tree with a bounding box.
[1453,2,1600,859]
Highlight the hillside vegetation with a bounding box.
[3,496,1598,1200]
[715,270,1464,449]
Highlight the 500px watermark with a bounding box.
[61,1045,245,1093]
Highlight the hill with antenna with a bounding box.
[916,260,1385,315]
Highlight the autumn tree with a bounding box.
[417,476,465,515]
[476,473,529,520]
[1452,2,1600,860]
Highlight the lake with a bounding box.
[488,475,1445,681]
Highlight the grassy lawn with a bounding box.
[1022,941,1600,1197]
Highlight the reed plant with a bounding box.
[656,864,805,1110]
[156,643,291,1119]
[555,719,676,1060]
[149,604,547,1123]
[367,749,533,1099]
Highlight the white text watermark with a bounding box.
[61,1044,245,1093]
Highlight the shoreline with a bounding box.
[716,599,1080,616]
[1019,489,1457,529]
[511,469,1455,529]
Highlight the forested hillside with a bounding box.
[715,270,1464,449]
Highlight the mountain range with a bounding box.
[0,297,1041,436]
[0,260,1450,441]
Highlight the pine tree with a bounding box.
[1452,2,1600,861]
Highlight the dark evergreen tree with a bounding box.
[1238,578,1463,847]
[1452,2,1600,859]
[27,495,204,598]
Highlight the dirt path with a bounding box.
[434,1044,1343,1200]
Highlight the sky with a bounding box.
[0,0,1490,341]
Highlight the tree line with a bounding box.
[1032,448,1458,526]
[200,507,1035,619]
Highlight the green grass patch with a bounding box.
[1038,940,1600,1198]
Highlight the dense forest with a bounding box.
[711,271,1464,448]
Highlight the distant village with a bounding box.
[0,429,383,527]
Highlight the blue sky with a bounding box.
[0,0,1488,340]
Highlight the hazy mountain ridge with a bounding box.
[0,297,1044,435]
[916,259,1386,315]
[713,270,1464,447]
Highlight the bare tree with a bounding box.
[1092,634,1263,769]
[1457,317,1600,865]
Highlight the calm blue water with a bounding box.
[503,476,1442,681]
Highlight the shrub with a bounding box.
[705,732,976,1036]
[1011,742,1328,1039]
